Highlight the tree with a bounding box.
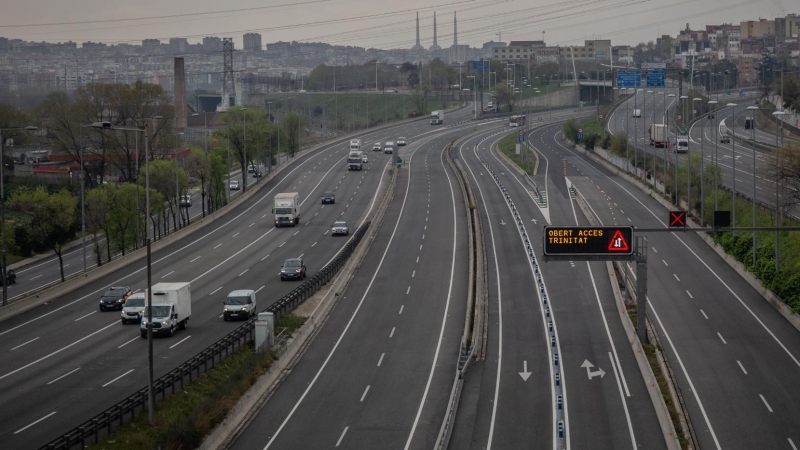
[86,186,114,264]
[768,142,800,208]
[283,112,305,157]
[108,184,143,255]
[10,187,77,282]
[537,61,560,85]
[0,102,32,150]
[492,85,515,112]
[184,148,212,217]
[213,107,274,192]
[141,160,187,234]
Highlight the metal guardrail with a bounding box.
[39,220,371,450]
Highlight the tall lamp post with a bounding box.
[689,97,702,214]
[746,105,759,265]
[772,110,788,271]
[705,100,719,222]
[727,102,738,228]
[467,75,476,119]
[0,125,37,306]
[266,102,273,173]
[666,93,676,197]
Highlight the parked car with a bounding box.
[99,286,132,311]
[331,221,350,236]
[373,142,382,151]
[397,137,407,146]
[280,258,306,281]
[322,191,335,204]
[0,269,16,286]
[222,289,257,321]
[720,136,731,143]
[230,180,240,190]
[180,195,192,207]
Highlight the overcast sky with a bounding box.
[0,0,795,50]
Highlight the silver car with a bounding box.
[331,221,349,236]
[121,292,147,324]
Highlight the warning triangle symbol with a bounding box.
[607,230,630,252]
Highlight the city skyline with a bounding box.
[0,0,795,51]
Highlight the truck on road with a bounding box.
[649,124,668,147]
[273,192,300,227]
[347,150,363,170]
[431,110,444,125]
[349,139,361,151]
[140,282,191,338]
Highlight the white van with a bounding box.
[675,138,689,153]
[632,109,642,118]
[384,141,395,154]
[223,289,257,321]
[121,292,147,324]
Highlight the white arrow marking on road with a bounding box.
[519,361,532,381]
[581,359,606,379]
[531,218,538,224]
[500,219,506,226]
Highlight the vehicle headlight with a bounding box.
[240,307,247,311]
[99,300,104,303]
[281,269,286,273]
[162,321,169,326]
[295,269,302,273]
[117,299,123,302]
[224,307,229,312]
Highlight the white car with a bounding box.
[397,137,407,146]
[331,221,350,236]
[372,142,382,151]
[229,180,240,190]
[361,155,368,163]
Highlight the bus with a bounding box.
[510,115,527,127]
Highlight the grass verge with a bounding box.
[497,132,536,175]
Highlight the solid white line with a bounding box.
[117,337,138,348]
[737,360,748,375]
[74,311,96,322]
[47,367,81,385]
[760,394,774,412]
[161,270,175,278]
[10,337,39,351]
[717,332,727,344]
[673,273,680,281]
[239,269,249,277]
[686,290,693,299]
[377,353,385,366]
[390,327,396,338]
[190,256,201,263]
[335,426,349,447]
[406,286,410,295]
[210,287,223,295]
[169,336,191,349]
[360,385,370,402]
[608,351,637,446]
[13,411,56,434]
[102,368,134,387]
[399,305,404,314]
[789,438,797,450]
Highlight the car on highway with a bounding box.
[385,88,398,93]
[252,170,263,178]
[280,258,306,281]
[230,180,240,190]
[222,289,257,321]
[384,141,395,154]
[361,154,368,163]
[99,286,132,311]
[720,135,731,143]
[397,137,407,146]
[331,221,350,236]
[632,109,642,118]
[180,194,192,207]
[372,142,382,151]
[0,269,16,286]
[321,191,335,204]
[121,292,147,324]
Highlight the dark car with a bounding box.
[0,269,16,286]
[252,171,263,178]
[99,286,132,311]
[280,258,306,281]
[321,191,335,204]
[720,136,731,143]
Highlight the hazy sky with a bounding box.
[0,0,796,50]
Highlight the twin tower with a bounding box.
[413,11,457,52]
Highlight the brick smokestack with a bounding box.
[174,57,186,130]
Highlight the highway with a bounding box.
[447,116,665,450]
[0,106,476,449]
[529,120,800,449]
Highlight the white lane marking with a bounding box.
[232,232,240,238]
[74,311,96,322]
[336,426,349,447]
[10,337,39,351]
[249,223,255,228]
[390,327,396,338]
[239,269,249,277]
[717,332,727,344]
[377,353,385,366]
[47,367,81,385]
[30,275,42,280]
[279,242,286,247]
[214,244,222,249]
[399,305,404,314]
[298,253,304,259]
[261,254,270,261]
[416,256,419,263]
[262,214,267,218]
[256,285,266,293]
[13,411,57,434]
[789,438,797,450]
[686,290,693,299]
[169,336,191,349]
[360,385,370,402]
[190,256,201,263]
[411,270,415,278]
[608,350,636,444]
[662,260,669,266]
[737,360,748,375]
[117,337,138,348]
[161,270,175,278]
[102,368,135,387]
[293,231,299,236]
[315,212,319,217]
[422,234,425,240]
[209,287,223,296]
[406,286,411,295]
[760,394,773,412]
[324,230,329,235]
[652,247,657,253]
[701,309,709,319]
[419,245,423,250]
[673,273,680,281]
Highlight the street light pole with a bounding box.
[772,110,786,271]
[747,105,759,266]
[728,103,738,228]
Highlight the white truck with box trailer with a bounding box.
[347,150,364,170]
[349,139,361,151]
[430,110,444,125]
[140,282,191,338]
[649,124,668,147]
[273,192,300,227]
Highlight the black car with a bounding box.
[0,269,16,286]
[280,258,306,281]
[720,136,731,143]
[321,191,335,204]
[99,286,132,311]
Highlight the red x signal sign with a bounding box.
[670,211,686,228]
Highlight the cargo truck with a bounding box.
[430,110,444,125]
[347,150,363,170]
[649,124,668,147]
[140,282,191,338]
[273,192,300,227]
[349,139,361,151]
